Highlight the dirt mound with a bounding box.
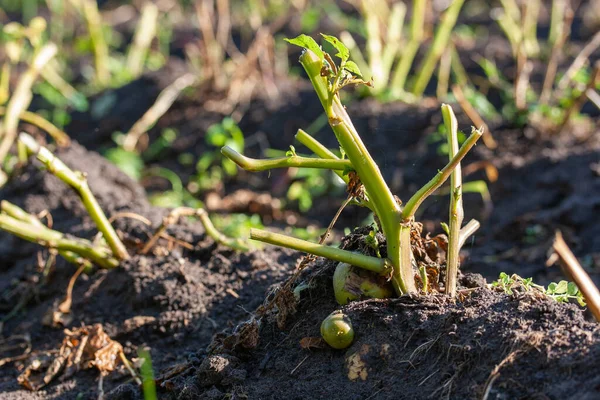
[0,144,300,399]
[155,258,600,400]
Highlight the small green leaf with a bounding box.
[567,282,579,296]
[284,34,324,60]
[286,145,297,157]
[547,282,557,294]
[440,222,450,235]
[343,61,362,77]
[320,34,349,63]
[554,281,568,294]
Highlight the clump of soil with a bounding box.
[156,253,600,400]
[0,143,300,399]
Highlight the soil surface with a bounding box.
[2,2,600,399]
[0,144,300,399]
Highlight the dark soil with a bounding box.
[0,143,300,399]
[2,2,600,399]
[155,257,600,400]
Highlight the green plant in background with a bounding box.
[486,0,600,131]
[222,34,482,298]
[492,272,586,306]
[340,0,465,101]
[190,117,244,193]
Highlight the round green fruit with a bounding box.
[320,312,354,349]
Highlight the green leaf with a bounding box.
[567,282,579,296]
[554,281,569,294]
[320,34,349,63]
[547,282,557,294]
[284,34,324,60]
[343,61,362,77]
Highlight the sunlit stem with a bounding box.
[0,213,118,269]
[19,133,130,260]
[0,106,70,146]
[221,145,353,172]
[458,219,480,249]
[250,228,390,275]
[442,104,463,298]
[295,129,348,182]
[401,126,482,220]
[390,0,426,93]
[142,207,249,254]
[412,0,465,97]
[1,200,89,267]
[300,50,415,294]
[0,43,57,164]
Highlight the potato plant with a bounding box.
[222,34,483,299]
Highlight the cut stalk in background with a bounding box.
[0,43,57,166]
[390,0,426,95]
[142,207,249,254]
[0,106,70,146]
[19,133,129,260]
[126,2,159,78]
[442,105,463,297]
[412,0,465,97]
[70,0,109,85]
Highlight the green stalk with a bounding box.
[1,200,93,269]
[126,2,159,78]
[0,106,70,146]
[522,0,540,57]
[1,200,44,227]
[0,214,118,268]
[458,219,480,249]
[141,207,249,253]
[441,104,463,297]
[19,133,129,260]
[412,0,465,98]
[390,0,426,94]
[295,129,348,184]
[381,2,406,84]
[401,125,482,220]
[548,0,566,46]
[221,145,353,172]
[250,228,389,274]
[0,44,57,165]
[300,50,415,294]
[80,0,109,85]
[493,8,522,56]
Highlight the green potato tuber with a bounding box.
[320,312,354,349]
[333,262,394,305]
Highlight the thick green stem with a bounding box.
[250,228,389,275]
[19,133,129,260]
[221,145,353,172]
[442,104,463,297]
[401,127,482,220]
[412,0,465,97]
[0,214,118,268]
[300,50,416,294]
